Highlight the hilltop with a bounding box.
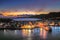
[29,12,60,20]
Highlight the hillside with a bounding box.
[29,12,60,20]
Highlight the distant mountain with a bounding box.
[0,12,60,20]
[0,13,34,18]
[46,12,60,20]
[0,14,5,18]
[29,12,60,20]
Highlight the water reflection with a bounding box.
[22,29,32,37]
[1,27,60,40]
[52,27,60,36]
[40,28,48,39]
[33,28,48,40]
[22,29,32,40]
[3,28,48,40]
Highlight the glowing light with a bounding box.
[21,25,34,29]
[40,28,47,39]
[2,11,49,16]
[22,29,31,36]
[21,22,34,29]
[37,22,49,31]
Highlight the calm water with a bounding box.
[0,27,60,40]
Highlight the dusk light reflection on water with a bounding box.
[0,27,59,40]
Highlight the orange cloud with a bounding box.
[2,11,49,16]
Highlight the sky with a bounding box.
[0,0,60,16]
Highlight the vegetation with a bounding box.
[29,12,60,20]
[0,18,12,22]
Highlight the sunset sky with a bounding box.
[0,0,60,16]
